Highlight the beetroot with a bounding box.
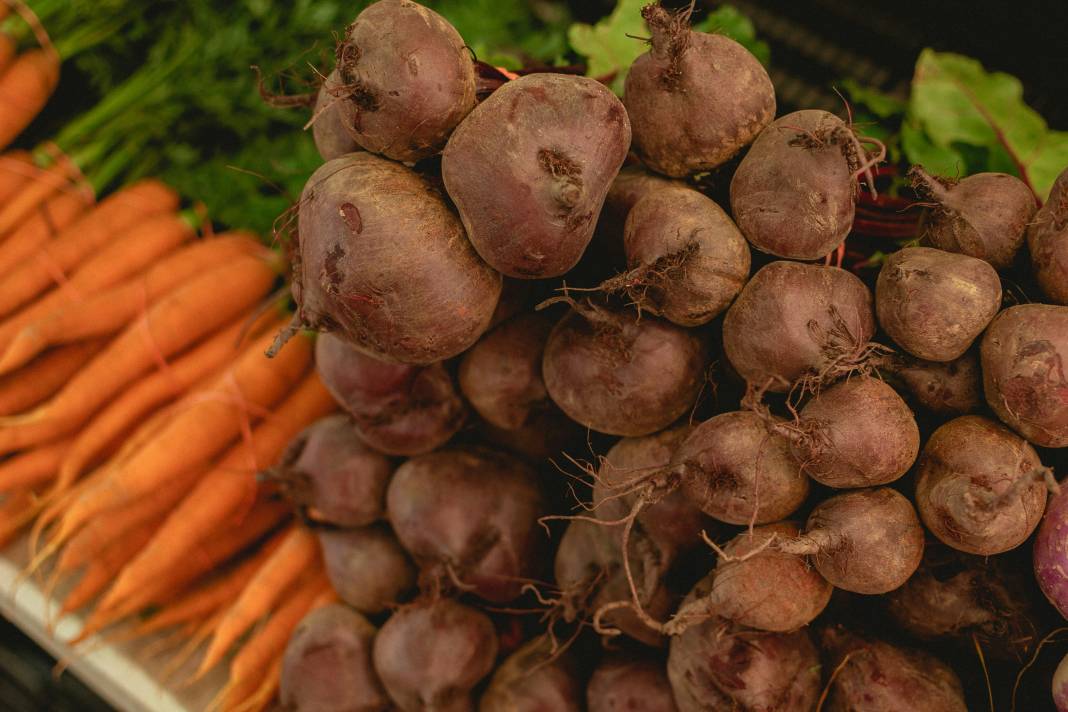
[669,523,832,634]
[386,448,545,603]
[593,426,713,552]
[1028,167,1068,304]
[442,73,630,278]
[542,301,710,436]
[980,303,1068,447]
[1056,653,1068,712]
[599,185,751,327]
[781,376,919,489]
[319,525,417,614]
[284,153,501,364]
[478,637,582,712]
[316,334,465,456]
[731,110,872,260]
[911,166,1037,269]
[674,411,808,525]
[269,414,392,527]
[915,415,1049,555]
[876,246,1002,362]
[778,487,924,594]
[595,166,686,265]
[623,3,775,177]
[885,350,982,416]
[666,616,821,712]
[1034,488,1068,620]
[335,0,476,162]
[722,261,876,392]
[281,604,389,712]
[820,626,968,712]
[588,657,678,712]
[311,69,359,161]
[373,599,497,712]
[478,407,583,463]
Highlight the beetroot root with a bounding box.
[884,350,982,416]
[318,525,416,614]
[623,3,775,177]
[386,448,545,603]
[442,73,630,279]
[373,599,498,712]
[542,301,710,437]
[778,487,924,594]
[315,334,465,456]
[722,260,876,392]
[601,185,750,327]
[915,415,1049,555]
[980,303,1068,447]
[281,603,389,712]
[911,166,1037,269]
[876,246,1002,362]
[335,0,476,162]
[1028,167,1068,304]
[478,637,582,712]
[588,657,678,712]
[269,414,393,527]
[311,69,359,161]
[286,153,501,364]
[820,626,968,712]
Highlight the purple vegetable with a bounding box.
[588,657,678,712]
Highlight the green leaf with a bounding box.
[906,49,1068,200]
[695,5,769,67]
[567,0,648,95]
[900,118,966,178]
[839,78,906,119]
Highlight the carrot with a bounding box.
[0,48,60,150]
[58,522,157,616]
[0,436,68,492]
[0,34,16,75]
[0,339,105,416]
[0,232,266,371]
[197,526,321,675]
[0,149,32,203]
[0,253,281,453]
[0,188,92,274]
[0,489,34,548]
[54,317,263,495]
[225,655,283,712]
[0,156,78,238]
[99,372,334,613]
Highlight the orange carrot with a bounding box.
[58,522,157,616]
[0,34,16,75]
[0,253,281,453]
[0,149,33,204]
[0,436,68,492]
[0,48,60,150]
[224,655,283,712]
[0,188,92,274]
[0,489,34,548]
[198,526,321,675]
[0,232,266,370]
[0,339,105,415]
[99,372,334,613]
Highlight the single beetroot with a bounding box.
[283,153,501,364]
[1036,488,1068,619]
[588,657,678,712]
[778,487,924,594]
[884,350,982,416]
[281,604,389,712]
[593,165,686,267]
[319,525,417,614]
[478,637,583,712]
[373,599,497,712]
[386,448,545,603]
[442,73,630,278]
[915,415,1050,555]
[820,626,968,712]
[334,0,476,162]
[911,166,1037,269]
[599,185,751,327]
[542,300,709,437]
[1028,167,1068,304]
[1056,652,1068,712]
[981,303,1068,447]
[722,261,876,392]
[310,69,359,161]
[624,3,775,177]
[316,334,465,456]
[876,246,1002,362]
[268,414,393,527]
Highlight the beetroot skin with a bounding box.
[911,166,1037,269]
[1028,167,1068,304]
[386,448,545,603]
[588,657,678,712]
[624,3,775,177]
[373,599,498,712]
[319,525,417,614]
[478,637,582,712]
[335,0,476,162]
[1034,487,1068,619]
[442,73,630,278]
[311,69,359,161]
[722,260,876,392]
[316,334,465,456]
[885,350,982,416]
[288,153,501,364]
[981,303,1068,447]
[593,165,686,268]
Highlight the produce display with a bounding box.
[0,0,1066,711]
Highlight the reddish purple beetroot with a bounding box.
[885,350,982,416]
[310,69,359,161]
[1028,167,1068,304]
[588,657,678,712]
[1036,488,1068,620]
[319,525,417,614]
[478,637,583,712]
